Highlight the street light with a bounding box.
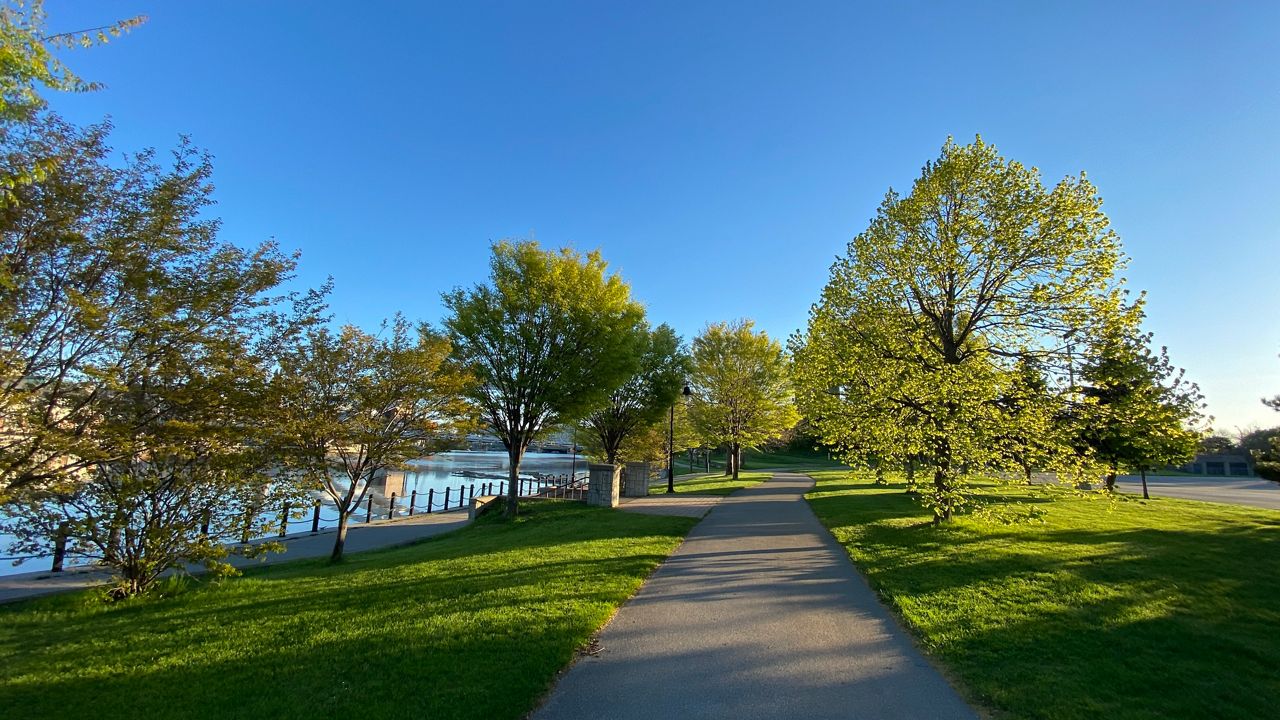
[668,383,693,494]
[1062,328,1078,392]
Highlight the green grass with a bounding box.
[0,501,697,720]
[673,447,847,474]
[805,470,1280,720]
[653,470,770,495]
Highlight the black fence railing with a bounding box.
[9,472,596,574]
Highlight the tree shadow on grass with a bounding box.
[0,504,696,720]
[805,479,1280,720]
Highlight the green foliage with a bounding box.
[0,128,320,594]
[1255,461,1280,482]
[1074,328,1205,489]
[688,319,799,480]
[443,240,646,515]
[806,470,1280,719]
[794,136,1141,520]
[1198,435,1235,454]
[270,316,477,560]
[1237,426,1280,455]
[0,2,144,200]
[581,323,689,464]
[0,502,697,720]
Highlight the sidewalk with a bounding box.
[534,473,977,720]
[0,509,471,604]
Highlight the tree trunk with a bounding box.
[875,463,886,486]
[933,464,953,523]
[932,438,954,523]
[506,445,523,517]
[722,445,732,476]
[1141,468,1149,499]
[331,512,349,562]
[1105,460,1118,492]
[732,443,741,481]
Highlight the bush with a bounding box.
[1254,461,1280,483]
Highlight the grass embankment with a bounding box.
[674,447,846,474]
[656,470,771,496]
[0,502,697,720]
[806,471,1280,720]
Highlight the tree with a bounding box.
[1258,359,1280,481]
[443,241,646,517]
[688,319,799,481]
[0,136,322,595]
[0,1,144,199]
[271,317,475,561]
[794,137,1136,520]
[1075,330,1205,496]
[581,323,688,465]
[1199,435,1235,455]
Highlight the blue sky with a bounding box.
[42,1,1280,430]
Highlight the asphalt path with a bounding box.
[533,473,976,720]
[1115,474,1280,510]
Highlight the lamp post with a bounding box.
[668,383,693,494]
[1062,328,1078,392]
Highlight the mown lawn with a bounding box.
[0,501,696,720]
[674,447,847,474]
[806,471,1280,720]
[655,470,771,495]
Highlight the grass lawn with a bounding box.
[673,447,847,474]
[654,470,771,496]
[0,501,697,720]
[806,470,1280,720]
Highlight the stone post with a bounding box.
[368,468,405,498]
[587,463,620,508]
[624,461,650,497]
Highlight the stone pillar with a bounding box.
[587,463,620,508]
[623,462,650,497]
[368,469,405,497]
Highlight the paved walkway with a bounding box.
[618,494,723,518]
[534,473,976,720]
[1115,474,1280,510]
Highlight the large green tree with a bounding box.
[270,317,475,561]
[0,136,321,595]
[443,241,646,516]
[795,137,1136,520]
[581,323,688,465]
[1075,330,1205,495]
[689,319,799,481]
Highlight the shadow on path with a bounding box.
[532,473,977,720]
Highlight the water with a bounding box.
[0,451,586,577]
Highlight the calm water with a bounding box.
[0,451,585,577]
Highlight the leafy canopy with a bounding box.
[689,319,798,479]
[442,240,646,514]
[270,316,475,560]
[581,323,689,464]
[1075,327,1205,484]
[795,137,1140,519]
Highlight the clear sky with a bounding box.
[41,1,1280,431]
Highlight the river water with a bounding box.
[0,451,585,577]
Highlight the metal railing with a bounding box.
[10,472,595,573]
